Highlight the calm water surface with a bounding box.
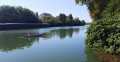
[0,25,100,62]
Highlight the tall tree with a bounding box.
[73,18,82,26]
[75,0,110,21]
[66,14,73,25]
[59,13,66,25]
[44,16,56,26]
[35,12,39,17]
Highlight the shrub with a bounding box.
[85,17,120,54]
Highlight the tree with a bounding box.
[43,13,86,26]
[83,0,120,54]
[59,13,67,25]
[0,5,41,23]
[73,18,82,26]
[43,16,56,26]
[75,0,110,21]
[35,12,39,17]
[81,20,86,25]
[66,14,73,26]
[55,16,62,26]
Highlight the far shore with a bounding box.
[0,23,50,30]
[0,23,86,30]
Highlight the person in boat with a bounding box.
[43,33,45,35]
[28,33,32,36]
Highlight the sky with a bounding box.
[0,0,92,22]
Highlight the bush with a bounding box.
[85,17,120,54]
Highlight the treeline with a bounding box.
[0,5,41,23]
[42,14,86,26]
[76,0,120,54]
[0,5,85,26]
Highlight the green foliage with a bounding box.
[85,17,120,54]
[102,0,120,18]
[76,0,120,54]
[66,14,74,26]
[75,0,110,21]
[81,20,86,25]
[73,18,82,26]
[43,13,86,26]
[44,16,56,26]
[0,5,41,23]
[35,12,39,18]
[59,13,67,25]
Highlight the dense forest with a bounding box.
[42,13,86,26]
[0,5,41,23]
[76,0,120,54]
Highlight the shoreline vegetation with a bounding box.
[0,23,49,30]
[76,0,120,54]
[0,23,86,30]
[0,5,86,30]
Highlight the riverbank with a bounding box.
[91,47,120,62]
[0,23,87,30]
[0,23,50,30]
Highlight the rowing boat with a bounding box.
[24,33,45,37]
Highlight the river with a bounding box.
[0,25,101,62]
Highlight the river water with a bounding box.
[0,25,101,62]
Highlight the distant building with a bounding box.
[40,13,52,21]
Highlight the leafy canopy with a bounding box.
[75,0,110,21]
[0,5,41,23]
[42,13,86,26]
[84,0,120,54]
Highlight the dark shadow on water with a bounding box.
[85,47,120,62]
[96,50,120,62]
[85,48,100,62]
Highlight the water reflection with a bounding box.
[85,48,100,62]
[0,27,82,52]
[0,25,105,62]
[0,32,39,52]
[44,28,80,39]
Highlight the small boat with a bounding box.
[24,33,45,37]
